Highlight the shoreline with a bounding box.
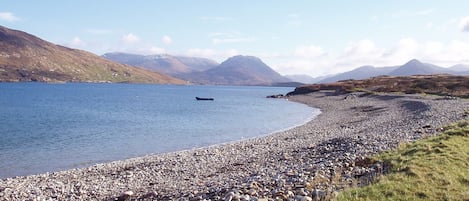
[1,92,468,200]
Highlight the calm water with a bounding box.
[0,83,319,178]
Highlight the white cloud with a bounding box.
[432,40,469,64]
[294,45,325,58]
[70,37,86,47]
[0,12,19,22]
[459,16,469,32]
[426,22,433,29]
[162,35,172,45]
[371,16,378,22]
[381,38,419,64]
[63,37,88,50]
[273,38,469,77]
[344,40,379,55]
[148,47,166,54]
[338,39,385,67]
[121,33,140,44]
[271,53,337,76]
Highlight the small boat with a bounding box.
[195,97,214,101]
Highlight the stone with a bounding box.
[224,192,235,201]
[141,191,158,199]
[311,189,326,201]
[116,190,134,201]
[296,195,313,201]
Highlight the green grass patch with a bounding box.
[336,119,469,201]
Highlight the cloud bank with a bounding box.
[121,33,140,44]
[272,38,469,77]
[460,16,469,32]
[162,35,172,45]
[0,12,19,22]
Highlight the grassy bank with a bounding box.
[336,119,469,201]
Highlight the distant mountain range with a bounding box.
[104,53,293,86]
[4,25,468,86]
[315,59,469,83]
[284,74,324,84]
[102,53,219,76]
[0,26,184,84]
[185,55,291,85]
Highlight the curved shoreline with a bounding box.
[1,92,468,200]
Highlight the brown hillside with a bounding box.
[288,75,469,98]
[0,26,185,84]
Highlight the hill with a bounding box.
[105,53,291,86]
[449,64,469,72]
[0,26,184,84]
[318,59,469,83]
[183,55,291,85]
[173,56,219,72]
[102,53,218,76]
[319,66,398,83]
[288,74,469,98]
[388,59,453,76]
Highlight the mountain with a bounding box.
[0,26,184,84]
[102,53,218,76]
[285,74,316,84]
[317,59,469,83]
[184,55,291,85]
[388,59,452,76]
[288,74,469,98]
[174,56,219,72]
[449,64,469,74]
[319,65,398,83]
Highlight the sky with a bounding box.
[1,0,469,77]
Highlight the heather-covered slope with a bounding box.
[289,74,469,98]
[0,26,185,84]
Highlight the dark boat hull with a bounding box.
[195,97,214,101]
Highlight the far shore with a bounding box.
[1,92,468,200]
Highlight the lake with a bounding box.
[0,83,319,178]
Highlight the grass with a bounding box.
[336,119,469,201]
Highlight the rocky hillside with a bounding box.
[0,26,185,84]
[181,55,291,85]
[289,74,469,98]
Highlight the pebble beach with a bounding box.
[1,92,468,201]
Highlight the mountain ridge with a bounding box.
[186,55,290,85]
[0,26,185,84]
[102,52,219,76]
[315,59,469,83]
[104,53,292,86]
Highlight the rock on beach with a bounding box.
[1,92,468,200]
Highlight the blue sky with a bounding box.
[2,1,469,77]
